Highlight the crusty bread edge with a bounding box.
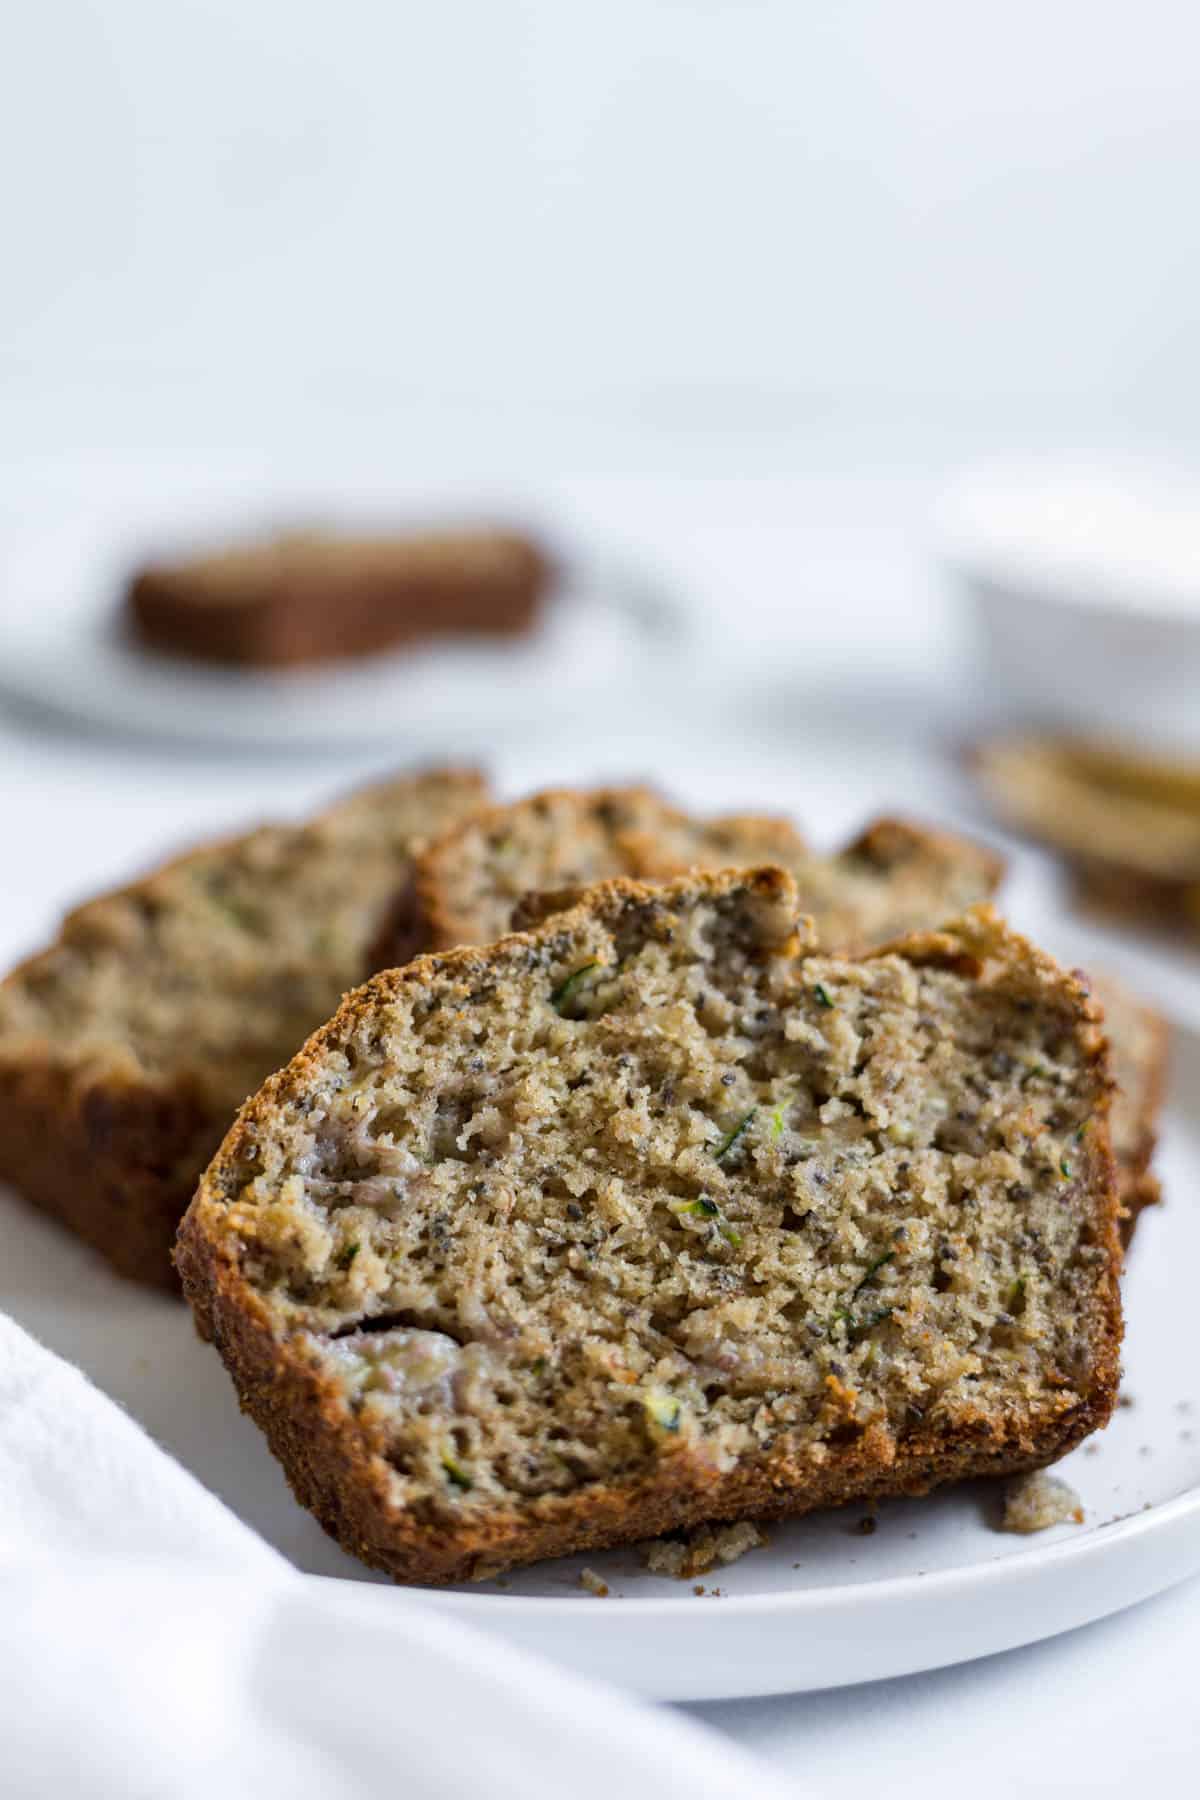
[0,766,489,1288]
[367,799,1005,974]
[842,815,1006,896]
[1110,998,1171,1248]
[0,1061,218,1289]
[366,786,818,968]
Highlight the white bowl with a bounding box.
[938,456,1200,754]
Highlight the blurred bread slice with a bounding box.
[128,527,551,668]
[371,786,1003,969]
[1090,973,1169,1246]
[0,767,487,1286]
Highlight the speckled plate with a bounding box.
[3,1014,1198,1702]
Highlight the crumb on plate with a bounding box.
[1000,1471,1085,1534]
[640,1520,766,1579]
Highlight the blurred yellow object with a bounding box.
[973,733,1200,932]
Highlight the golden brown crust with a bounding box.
[365,868,433,973]
[1119,1168,1163,1245]
[503,811,1006,944]
[369,787,809,966]
[1100,987,1170,1247]
[178,884,1123,1587]
[616,813,812,882]
[843,816,1006,895]
[176,1228,1116,1584]
[129,529,551,669]
[0,1061,219,1288]
[368,794,1002,973]
[508,884,600,933]
[0,767,488,1288]
[368,787,638,968]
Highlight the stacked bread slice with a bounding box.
[0,769,486,1284]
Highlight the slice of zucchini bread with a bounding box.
[368,784,1002,967]
[1091,974,1169,1246]
[177,871,1122,1585]
[0,767,487,1287]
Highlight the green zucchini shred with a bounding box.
[551,961,602,1012]
[673,1196,719,1218]
[442,1453,474,1490]
[852,1249,895,1296]
[668,1195,742,1248]
[713,1108,757,1162]
[643,1390,682,1433]
[830,1250,897,1339]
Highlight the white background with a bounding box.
[5,1,1200,437]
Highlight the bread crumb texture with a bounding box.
[178,870,1122,1584]
[641,1519,765,1579]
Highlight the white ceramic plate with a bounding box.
[398,1016,1198,1696]
[0,511,685,751]
[1,1010,1196,1700]
[936,455,1200,753]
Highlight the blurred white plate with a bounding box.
[3,1009,1198,1701]
[0,515,685,751]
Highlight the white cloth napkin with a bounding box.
[0,1314,802,1800]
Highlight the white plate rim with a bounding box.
[357,1481,1200,1621]
[318,1484,1200,1700]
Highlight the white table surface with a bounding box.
[3,443,1198,1798]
